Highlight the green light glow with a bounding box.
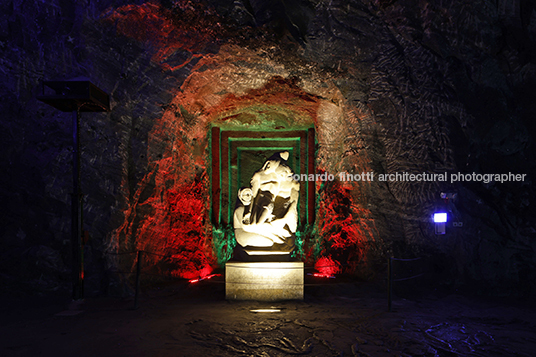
[212,225,236,266]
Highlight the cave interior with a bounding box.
[1,0,536,355]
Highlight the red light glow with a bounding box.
[307,178,379,274]
[103,2,223,70]
[314,256,340,277]
[309,273,335,279]
[188,273,220,284]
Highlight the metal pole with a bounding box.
[134,250,142,309]
[72,108,84,300]
[387,257,393,312]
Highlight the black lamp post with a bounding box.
[37,80,110,300]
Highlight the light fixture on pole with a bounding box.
[37,80,110,300]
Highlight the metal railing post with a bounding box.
[134,250,142,309]
[387,256,393,312]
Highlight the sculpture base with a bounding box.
[225,262,304,301]
[244,249,290,255]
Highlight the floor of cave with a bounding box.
[1,277,535,357]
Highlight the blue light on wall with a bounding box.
[433,212,447,223]
[433,212,447,234]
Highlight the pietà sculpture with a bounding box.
[233,152,300,256]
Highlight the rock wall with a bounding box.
[1,0,535,296]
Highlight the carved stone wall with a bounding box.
[1,0,535,296]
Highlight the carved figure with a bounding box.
[233,152,300,255]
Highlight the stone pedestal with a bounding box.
[225,262,304,301]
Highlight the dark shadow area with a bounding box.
[1,277,535,356]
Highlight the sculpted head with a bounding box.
[233,151,300,256]
[238,188,253,206]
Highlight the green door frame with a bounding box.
[210,127,316,229]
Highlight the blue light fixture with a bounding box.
[433,212,447,234]
[433,212,447,223]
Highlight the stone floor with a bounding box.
[1,277,535,356]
